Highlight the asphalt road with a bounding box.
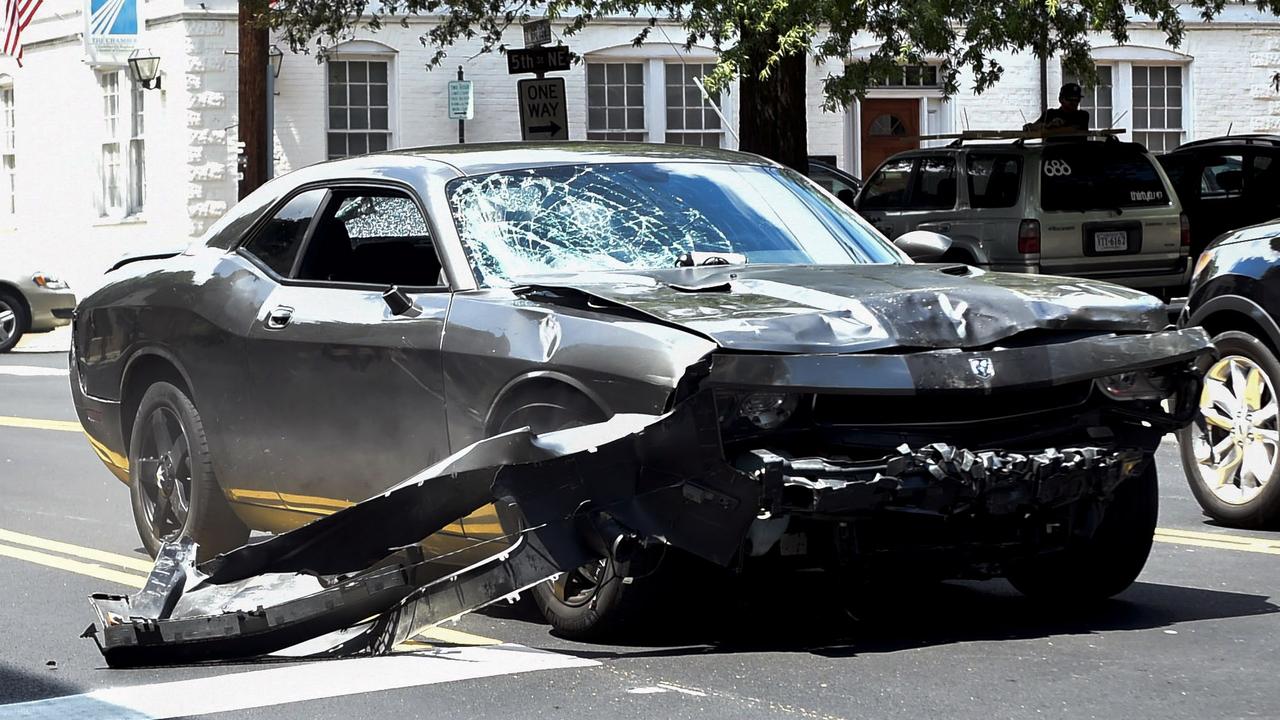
[1,345,1278,720]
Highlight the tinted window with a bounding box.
[241,189,326,276]
[967,154,1022,209]
[859,158,914,210]
[1199,155,1243,198]
[908,156,956,210]
[1251,154,1280,199]
[1040,144,1170,211]
[296,190,444,286]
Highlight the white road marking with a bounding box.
[0,645,598,720]
[0,365,68,377]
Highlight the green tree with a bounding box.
[265,0,1280,172]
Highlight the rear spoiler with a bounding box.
[107,251,183,273]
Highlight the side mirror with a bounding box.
[894,230,953,261]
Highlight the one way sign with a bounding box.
[517,77,569,141]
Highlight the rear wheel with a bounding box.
[493,388,647,639]
[0,291,28,353]
[128,382,248,561]
[1007,461,1158,602]
[1178,330,1280,528]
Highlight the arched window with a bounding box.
[325,40,397,159]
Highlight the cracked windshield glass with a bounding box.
[447,162,901,284]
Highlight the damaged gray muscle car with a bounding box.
[71,143,1212,663]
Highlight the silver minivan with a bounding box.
[854,138,1191,296]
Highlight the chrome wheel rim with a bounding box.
[550,558,607,607]
[138,407,193,540]
[0,299,15,344]
[1192,355,1279,505]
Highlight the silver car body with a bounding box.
[856,140,1191,293]
[0,265,76,332]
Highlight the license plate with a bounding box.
[1093,230,1129,252]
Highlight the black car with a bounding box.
[71,142,1211,639]
[1158,135,1280,259]
[1178,220,1280,527]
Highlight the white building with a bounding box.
[4,0,1280,291]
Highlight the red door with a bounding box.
[861,99,921,178]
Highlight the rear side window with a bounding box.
[1199,155,1244,198]
[859,158,913,210]
[1040,145,1170,211]
[967,154,1022,209]
[1251,154,1280,199]
[908,156,956,210]
[241,189,327,276]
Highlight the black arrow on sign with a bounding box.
[528,120,562,135]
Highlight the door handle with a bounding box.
[921,222,952,233]
[264,306,293,330]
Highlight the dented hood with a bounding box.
[519,264,1168,353]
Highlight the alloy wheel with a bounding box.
[137,407,194,540]
[0,298,15,345]
[1192,354,1280,505]
[551,558,608,607]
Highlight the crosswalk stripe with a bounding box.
[0,365,69,377]
[0,645,599,719]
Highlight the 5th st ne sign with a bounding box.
[518,77,569,141]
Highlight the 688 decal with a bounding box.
[1043,159,1073,177]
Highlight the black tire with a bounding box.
[0,290,28,353]
[1007,461,1158,602]
[492,387,647,640]
[1177,330,1280,528]
[128,382,248,561]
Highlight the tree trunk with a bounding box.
[736,28,809,175]
[238,0,270,200]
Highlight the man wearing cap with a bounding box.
[1024,83,1091,132]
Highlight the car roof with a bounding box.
[378,141,775,175]
[1170,134,1280,152]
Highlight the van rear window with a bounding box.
[1040,144,1170,211]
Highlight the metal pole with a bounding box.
[266,63,275,178]
[458,65,465,144]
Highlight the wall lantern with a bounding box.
[127,49,162,90]
[269,45,284,79]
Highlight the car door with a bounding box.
[240,184,452,519]
[1244,150,1280,232]
[855,157,915,238]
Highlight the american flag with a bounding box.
[3,0,43,65]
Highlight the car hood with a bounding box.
[517,264,1169,354]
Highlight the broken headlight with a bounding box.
[1096,370,1174,401]
[717,391,801,431]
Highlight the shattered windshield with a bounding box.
[446,162,902,285]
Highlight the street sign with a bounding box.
[507,45,571,75]
[517,77,569,141]
[447,80,474,120]
[523,19,551,47]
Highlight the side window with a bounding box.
[858,158,914,210]
[1249,154,1280,200]
[908,156,957,210]
[1199,155,1244,199]
[241,189,327,277]
[966,154,1022,209]
[296,189,445,287]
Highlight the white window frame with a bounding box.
[582,44,736,149]
[96,69,145,220]
[585,60,648,142]
[663,61,727,148]
[325,45,397,160]
[0,78,15,221]
[1069,47,1193,150]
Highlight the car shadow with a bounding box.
[519,577,1278,661]
[0,661,87,704]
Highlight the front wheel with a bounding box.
[1007,461,1158,602]
[1177,330,1280,528]
[128,382,248,561]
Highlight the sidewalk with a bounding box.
[13,326,71,354]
